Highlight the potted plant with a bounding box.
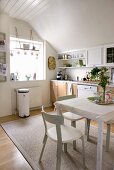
[90,67,101,80]
[98,67,110,103]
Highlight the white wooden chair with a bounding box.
[57,95,85,150]
[105,120,114,151]
[39,106,85,170]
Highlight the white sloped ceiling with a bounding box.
[1,0,114,52]
[0,0,53,20]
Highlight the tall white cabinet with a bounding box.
[87,47,103,67]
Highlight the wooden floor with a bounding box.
[0,107,54,170]
[0,107,114,170]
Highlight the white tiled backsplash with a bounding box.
[65,67,112,82]
[65,68,92,81]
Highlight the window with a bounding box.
[10,37,45,81]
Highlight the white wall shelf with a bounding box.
[13,48,39,51]
[59,66,88,69]
[58,49,87,69]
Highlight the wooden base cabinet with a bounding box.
[50,81,67,103]
[72,83,78,97]
[57,81,67,98]
[106,87,114,100]
[50,81,58,103]
[98,86,114,100]
[50,81,78,104]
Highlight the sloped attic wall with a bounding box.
[30,0,114,52]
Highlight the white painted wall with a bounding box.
[46,41,57,80]
[41,41,57,107]
[10,17,41,41]
[0,12,12,116]
[30,0,114,52]
[0,13,57,117]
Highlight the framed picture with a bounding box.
[0,63,7,76]
[48,56,56,70]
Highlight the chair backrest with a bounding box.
[41,105,64,141]
[54,95,76,114]
[42,111,64,125]
[58,95,76,101]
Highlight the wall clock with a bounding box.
[48,56,56,70]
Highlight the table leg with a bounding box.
[85,118,91,141]
[106,123,111,152]
[96,119,103,170]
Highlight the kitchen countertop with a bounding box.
[51,80,114,87]
[51,80,99,86]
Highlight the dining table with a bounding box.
[55,97,114,170]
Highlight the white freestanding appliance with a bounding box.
[17,88,30,117]
[77,84,97,98]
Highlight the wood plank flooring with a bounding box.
[0,107,54,170]
[0,106,114,170]
[0,127,32,170]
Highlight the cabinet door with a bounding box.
[111,88,114,100]
[106,87,114,99]
[57,82,67,98]
[50,81,67,103]
[104,45,114,65]
[97,86,103,93]
[87,47,103,67]
[50,81,58,103]
[72,84,78,97]
[97,86,114,100]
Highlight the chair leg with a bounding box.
[54,104,56,111]
[106,123,111,152]
[71,121,76,150]
[81,136,86,169]
[64,143,67,152]
[56,142,62,170]
[39,135,48,162]
[85,118,91,141]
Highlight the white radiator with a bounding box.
[29,86,42,109]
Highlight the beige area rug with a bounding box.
[1,112,114,170]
